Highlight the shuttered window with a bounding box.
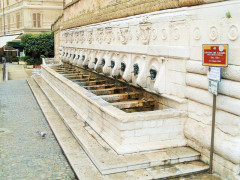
[16,13,21,29]
[0,18,2,32]
[7,15,10,31]
[33,13,41,28]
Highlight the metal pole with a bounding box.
[209,94,217,174]
[2,58,6,81]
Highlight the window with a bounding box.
[33,13,41,28]
[7,0,9,6]
[7,15,10,31]
[16,13,21,29]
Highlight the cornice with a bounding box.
[64,0,80,10]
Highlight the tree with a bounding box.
[20,32,54,63]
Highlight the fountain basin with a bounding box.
[41,64,187,154]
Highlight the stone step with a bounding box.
[111,99,155,109]
[71,77,98,82]
[83,84,115,90]
[56,69,77,73]
[61,73,84,77]
[29,74,208,177]
[100,92,141,102]
[91,87,128,95]
[66,74,90,78]
[77,80,107,86]
[27,78,105,180]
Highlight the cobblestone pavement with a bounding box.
[0,80,76,180]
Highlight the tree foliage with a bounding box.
[20,32,54,59]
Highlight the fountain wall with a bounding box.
[51,0,240,179]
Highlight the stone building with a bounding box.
[0,0,63,60]
[39,0,240,179]
[0,0,63,35]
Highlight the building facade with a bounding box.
[0,0,63,36]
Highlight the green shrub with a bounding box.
[25,57,35,65]
[10,56,19,62]
[20,32,54,59]
[19,56,31,61]
[20,32,54,65]
[34,58,42,65]
[19,56,34,65]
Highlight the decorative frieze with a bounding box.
[105,27,114,44]
[74,31,79,43]
[209,26,218,41]
[228,25,238,41]
[79,31,85,44]
[161,28,168,40]
[119,27,132,45]
[96,28,104,44]
[193,27,201,40]
[87,30,93,44]
[136,23,152,45]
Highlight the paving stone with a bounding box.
[147,165,183,179]
[168,147,200,159]
[175,161,209,174]
[144,150,171,166]
[0,80,76,180]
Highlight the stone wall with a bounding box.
[54,0,240,179]
[0,0,63,35]
[53,0,223,31]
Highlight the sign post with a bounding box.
[202,44,228,174]
[209,93,216,173]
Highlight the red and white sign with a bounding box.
[202,44,228,67]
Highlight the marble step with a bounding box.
[29,74,209,177]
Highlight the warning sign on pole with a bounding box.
[203,44,228,67]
